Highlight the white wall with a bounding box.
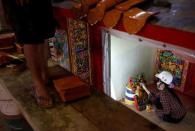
[110,35,157,100]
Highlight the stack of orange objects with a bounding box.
[103,0,144,28]
[73,0,157,34]
[53,76,90,102]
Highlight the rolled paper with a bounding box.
[88,0,125,25]
[123,8,155,34]
[103,0,144,28]
[116,0,144,11]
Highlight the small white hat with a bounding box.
[155,71,173,85]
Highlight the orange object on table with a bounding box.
[88,0,124,25]
[103,0,144,28]
[53,76,90,102]
[103,9,122,28]
[123,8,155,34]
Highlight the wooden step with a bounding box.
[53,75,90,102]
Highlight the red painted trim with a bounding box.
[112,20,195,50]
[53,7,195,51]
[137,24,195,50]
[89,24,104,91]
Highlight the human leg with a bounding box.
[41,41,50,85]
[2,0,54,108]
[23,44,52,108]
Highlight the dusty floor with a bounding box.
[0,64,163,131]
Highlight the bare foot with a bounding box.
[33,86,53,108]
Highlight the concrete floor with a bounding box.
[0,64,163,131]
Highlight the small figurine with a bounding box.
[134,83,148,111]
[125,73,150,110]
[133,73,149,111]
[150,71,186,123]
